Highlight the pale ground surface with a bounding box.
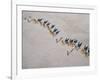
[22,11,89,69]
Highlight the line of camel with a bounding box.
[24,16,89,57]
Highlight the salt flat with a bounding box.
[22,11,89,69]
